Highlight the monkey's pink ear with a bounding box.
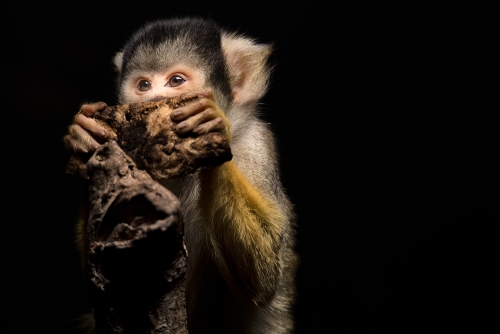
[113,52,124,72]
[222,33,272,105]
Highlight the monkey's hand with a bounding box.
[170,89,231,142]
[64,102,111,153]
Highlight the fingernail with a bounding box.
[193,125,203,134]
[100,130,108,138]
[177,121,187,130]
[172,110,183,118]
[91,142,99,150]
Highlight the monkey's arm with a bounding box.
[171,92,288,305]
[199,124,287,306]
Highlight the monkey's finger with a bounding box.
[74,113,110,140]
[63,135,91,154]
[80,101,107,117]
[175,107,220,134]
[194,88,214,100]
[68,124,100,151]
[178,88,213,101]
[171,97,219,122]
[193,117,226,135]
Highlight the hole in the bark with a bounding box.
[98,193,168,242]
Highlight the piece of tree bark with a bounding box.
[85,141,187,333]
[67,94,232,180]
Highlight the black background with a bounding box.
[4,1,496,333]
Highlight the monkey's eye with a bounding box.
[137,80,152,91]
[167,75,186,87]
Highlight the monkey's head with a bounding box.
[113,18,231,107]
[114,17,273,110]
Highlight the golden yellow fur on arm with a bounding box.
[199,160,285,305]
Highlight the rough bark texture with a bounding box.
[67,94,232,180]
[85,141,188,333]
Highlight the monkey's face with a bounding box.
[121,64,207,104]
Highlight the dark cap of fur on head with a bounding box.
[115,17,232,100]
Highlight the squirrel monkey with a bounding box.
[64,17,297,334]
